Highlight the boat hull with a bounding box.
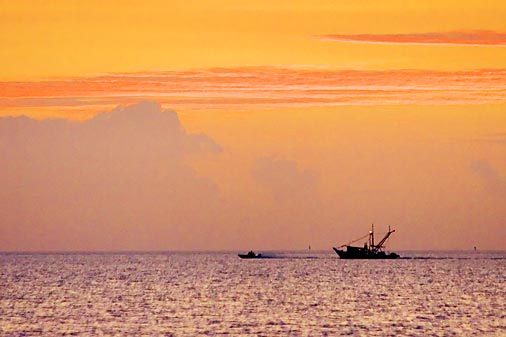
[238,254,258,259]
[333,247,399,259]
[238,251,273,259]
[238,254,271,259]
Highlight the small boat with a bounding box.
[238,251,266,259]
[333,225,400,259]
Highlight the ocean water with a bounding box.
[1,251,505,336]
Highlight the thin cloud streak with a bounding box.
[318,30,506,46]
[1,67,506,119]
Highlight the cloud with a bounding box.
[1,67,506,119]
[470,160,506,196]
[0,101,224,251]
[253,156,318,200]
[318,30,506,46]
[250,156,321,247]
[471,133,506,144]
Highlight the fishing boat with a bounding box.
[333,225,399,259]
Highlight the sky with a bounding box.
[0,0,505,251]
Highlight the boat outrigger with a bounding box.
[333,225,399,259]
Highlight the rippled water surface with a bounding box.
[1,251,505,336]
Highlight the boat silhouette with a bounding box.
[333,225,399,259]
[238,251,271,259]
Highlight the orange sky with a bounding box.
[0,1,505,251]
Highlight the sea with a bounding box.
[1,251,505,336]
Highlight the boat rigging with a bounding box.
[333,224,400,259]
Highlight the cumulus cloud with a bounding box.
[249,156,321,248]
[318,30,506,46]
[0,101,224,251]
[470,160,506,196]
[253,156,318,200]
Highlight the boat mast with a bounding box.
[375,226,396,251]
[369,224,375,250]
